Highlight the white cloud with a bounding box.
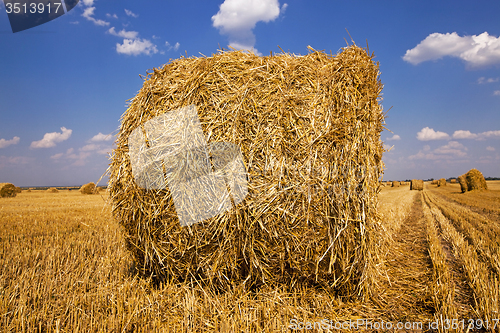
[82,6,110,26]
[433,141,467,157]
[0,136,20,149]
[452,130,478,139]
[90,132,113,142]
[409,141,467,160]
[486,146,495,151]
[165,41,180,51]
[108,27,139,39]
[124,9,138,18]
[281,3,288,13]
[116,38,158,56]
[30,127,72,149]
[212,0,282,55]
[67,151,92,166]
[82,0,94,6]
[452,129,500,140]
[417,127,450,141]
[50,153,63,160]
[386,134,400,141]
[481,130,500,138]
[494,90,500,96]
[403,32,500,68]
[106,13,118,19]
[477,77,499,84]
[80,144,100,151]
[0,155,33,168]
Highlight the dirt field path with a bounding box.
[377,189,435,322]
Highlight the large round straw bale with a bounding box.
[410,179,423,191]
[47,187,59,193]
[80,182,97,194]
[458,175,467,193]
[109,45,385,296]
[0,183,17,197]
[465,168,487,191]
[437,178,446,187]
[391,181,400,187]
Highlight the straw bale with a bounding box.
[109,45,385,297]
[410,179,423,191]
[458,175,467,193]
[80,182,97,194]
[431,180,437,185]
[465,168,487,191]
[450,179,456,183]
[391,181,400,187]
[0,183,17,197]
[437,178,446,187]
[47,187,59,193]
[14,186,22,193]
[27,189,32,193]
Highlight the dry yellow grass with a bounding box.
[1,186,499,331]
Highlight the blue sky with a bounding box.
[0,0,499,186]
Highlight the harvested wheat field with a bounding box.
[1,183,499,331]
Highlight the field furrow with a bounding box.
[423,191,500,329]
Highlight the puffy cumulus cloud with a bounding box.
[30,127,72,149]
[82,6,110,26]
[494,90,500,96]
[108,27,138,39]
[477,77,499,84]
[116,38,158,56]
[452,129,500,140]
[212,0,283,55]
[403,32,500,68]
[90,132,113,142]
[124,9,138,18]
[386,134,400,141]
[486,146,495,151]
[417,127,450,141]
[409,141,468,160]
[452,130,478,139]
[433,141,467,157]
[0,136,20,149]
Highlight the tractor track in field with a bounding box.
[380,192,435,320]
[428,189,500,227]
[422,191,476,320]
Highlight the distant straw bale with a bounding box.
[450,179,457,183]
[47,187,59,193]
[465,169,487,191]
[458,175,467,193]
[437,178,446,187]
[80,182,97,194]
[410,179,423,191]
[431,180,437,185]
[0,183,17,198]
[27,189,32,193]
[14,187,22,193]
[109,45,385,296]
[392,181,400,187]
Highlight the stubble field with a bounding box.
[1,182,499,332]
